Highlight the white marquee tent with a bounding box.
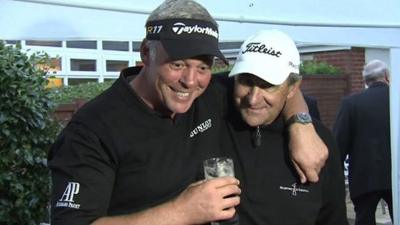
[1,0,399,223]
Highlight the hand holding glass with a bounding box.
[203,157,235,179]
[203,157,238,225]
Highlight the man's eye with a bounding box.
[263,84,281,92]
[238,76,253,86]
[198,65,211,72]
[259,83,274,89]
[170,62,185,69]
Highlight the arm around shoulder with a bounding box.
[283,89,328,183]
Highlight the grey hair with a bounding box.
[288,73,302,86]
[144,40,160,61]
[147,0,217,26]
[362,59,389,82]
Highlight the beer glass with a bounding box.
[203,157,238,225]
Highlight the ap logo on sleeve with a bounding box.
[56,182,81,209]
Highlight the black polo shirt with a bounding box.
[48,66,227,225]
[223,110,348,225]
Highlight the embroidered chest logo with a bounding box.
[56,182,81,209]
[190,119,212,138]
[279,183,309,196]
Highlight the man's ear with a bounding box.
[287,80,302,99]
[384,72,390,84]
[140,39,150,65]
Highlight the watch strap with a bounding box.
[286,112,312,126]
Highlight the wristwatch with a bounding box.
[286,112,312,126]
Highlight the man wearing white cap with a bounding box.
[223,30,348,224]
[334,59,393,225]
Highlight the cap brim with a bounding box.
[160,38,228,65]
[229,58,289,85]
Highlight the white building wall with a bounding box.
[390,47,400,225]
[365,48,391,67]
[17,40,140,85]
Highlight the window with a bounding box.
[5,40,21,45]
[103,41,129,51]
[219,42,242,50]
[49,58,62,72]
[132,41,141,51]
[67,41,97,49]
[106,60,129,72]
[26,40,62,47]
[37,57,62,73]
[70,59,96,71]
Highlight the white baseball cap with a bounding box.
[229,29,300,85]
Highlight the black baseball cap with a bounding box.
[146,18,228,64]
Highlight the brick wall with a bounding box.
[312,47,365,94]
[301,75,347,129]
[54,100,86,126]
[300,47,366,129]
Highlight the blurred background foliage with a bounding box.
[49,81,113,105]
[300,61,342,75]
[0,41,60,224]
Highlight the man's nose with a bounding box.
[180,68,197,88]
[247,86,261,105]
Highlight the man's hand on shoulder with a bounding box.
[288,123,328,183]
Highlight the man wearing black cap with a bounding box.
[48,1,327,225]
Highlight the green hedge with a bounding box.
[213,61,341,76]
[0,41,60,224]
[50,81,114,105]
[300,61,342,75]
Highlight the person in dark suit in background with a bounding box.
[304,95,321,121]
[333,59,392,225]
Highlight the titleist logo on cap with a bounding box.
[171,22,218,38]
[242,42,282,58]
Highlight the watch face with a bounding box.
[286,112,312,126]
[297,113,312,123]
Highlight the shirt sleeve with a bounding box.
[48,122,116,225]
[315,125,349,225]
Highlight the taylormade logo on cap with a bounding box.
[172,22,219,38]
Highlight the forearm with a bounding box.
[283,89,308,120]
[91,200,187,225]
[288,122,326,183]
[92,177,240,225]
